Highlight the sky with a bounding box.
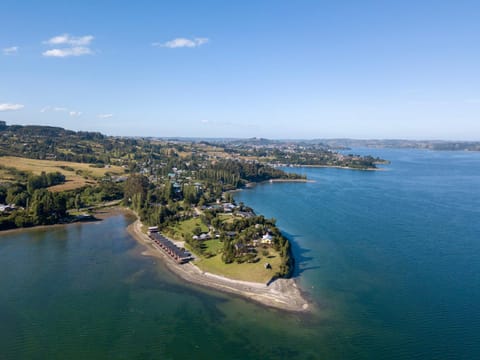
[1,0,480,140]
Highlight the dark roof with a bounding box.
[150,233,190,259]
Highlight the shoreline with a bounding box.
[244,178,314,188]
[284,164,385,171]
[267,178,314,183]
[127,218,311,313]
[0,206,126,236]
[1,206,311,313]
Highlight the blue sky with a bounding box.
[1,1,480,139]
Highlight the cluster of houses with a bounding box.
[192,231,274,247]
[202,202,255,218]
[232,233,274,258]
[192,233,211,241]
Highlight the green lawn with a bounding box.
[217,214,234,224]
[193,248,281,283]
[203,239,223,254]
[167,218,209,240]
[168,217,281,283]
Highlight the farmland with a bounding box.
[0,156,125,191]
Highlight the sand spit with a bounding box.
[127,219,310,313]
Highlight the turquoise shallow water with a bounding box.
[1,149,479,359]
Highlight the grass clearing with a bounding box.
[0,156,125,192]
[218,214,235,224]
[203,239,223,254]
[167,218,209,240]
[193,247,282,283]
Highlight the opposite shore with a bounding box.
[284,164,386,171]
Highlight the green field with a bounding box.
[167,218,281,283]
[193,248,281,283]
[202,239,223,254]
[167,218,209,240]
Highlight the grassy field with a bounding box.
[203,239,223,254]
[217,214,235,224]
[0,156,125,192]
[167,218,209,240]
[167,218,279,283]
[193,247,282,283]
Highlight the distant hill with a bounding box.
[0,121,104,140]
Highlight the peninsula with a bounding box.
[0,122,385,310]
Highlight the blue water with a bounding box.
[236,149,480,359]
[0,149,479,359]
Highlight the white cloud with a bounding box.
[41,106,82,116]
[44,34,94,46]
[97,113,113,119]
[43,34,94,57]
[153,37,209,48]
[0,103,24,111]
[43,47,92,58]
[3,46,18,55]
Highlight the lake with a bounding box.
[1,149,479,359]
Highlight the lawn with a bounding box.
[168,218,209,240]
[0,156,125,192]
[193,247,282,283]
[203,239,223,254]
[217,214,235,224]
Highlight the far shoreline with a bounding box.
[283,164,386,171]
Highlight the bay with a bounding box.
[1,149,479,359]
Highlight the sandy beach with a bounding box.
[127,219,310,313]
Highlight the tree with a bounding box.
[163,180,174,201]
[193,226,202,236]
[74,194,82,211]
[124,174,149,206]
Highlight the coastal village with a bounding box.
[0,123,382,302]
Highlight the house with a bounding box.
[237,211,254,218]
[112,175,128,183]
[148,226,159,235]
[223,203,236,212]
[261,233,273,245]
[199,233,210,241]
[0,204,15,212]
[193,233,210,241]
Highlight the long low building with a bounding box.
[148,231,192,264]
